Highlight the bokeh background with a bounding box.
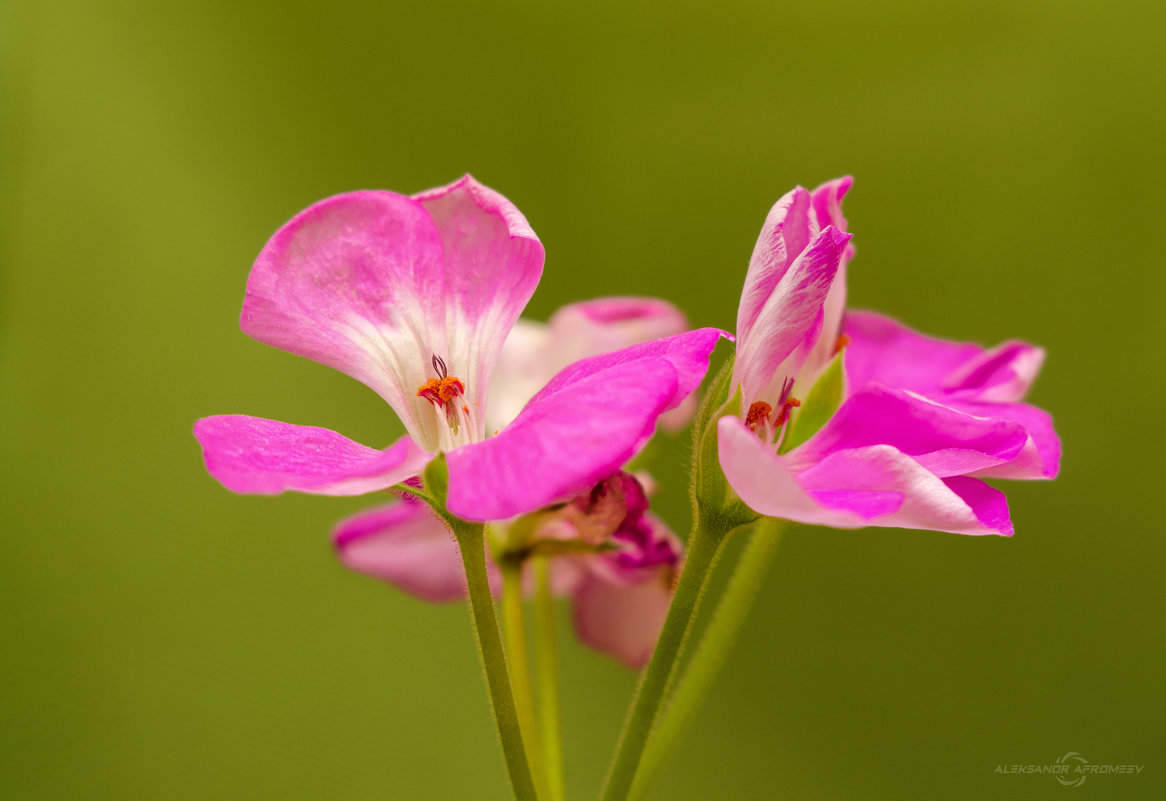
[3,1,1163,799]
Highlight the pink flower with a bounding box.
[335,297,696,666]
[717,178,1060,536]
[193,175,723,522]
[337,471,681,668]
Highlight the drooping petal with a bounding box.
[798,445,1014,536]
[789,384,1029,478]
[447,329,725,521]
[717,416,903,528]
[734,226,852,407]
[572,570,674,668]
[193,415,430,496]
[844,311,1045,403]
[412,175,545,429]
[333,501,497,602]
[957,400,1061,479]
[488,298,692,432]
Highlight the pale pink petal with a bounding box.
[734,226,852,407]
[333,502,497,602]
[717,417,901,528]
[736,187,817,347]
[799,445,1013,536]
[447,329,724,521]
[572,570,674,668]
[789,384,1029,478]
[241,178,544,452]
[412,175,545,427]
[241,191,448,447]
[488,298,692,431]
[193,415,430,496]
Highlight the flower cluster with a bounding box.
[194,174,1060,801]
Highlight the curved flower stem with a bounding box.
[452,521,540,801]
[501,559,547,799]
[597,511,735,801]
[629,518,787,801]
[533,558,565,801]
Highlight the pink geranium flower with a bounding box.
[193,175,722,522]
[336,297,695,666]
[718,178,1060,535]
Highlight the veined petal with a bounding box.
[799,445,1014,536]
[241,178,544,452]
[810,176,853,236]
[193,415,430,496]
[488,298,694,431]
[942,341,1046,403]
[241,191,449,447]
[803,177,854,379]
[789,384,1029,478]
[717,416,901,528]
[333,502,498,602]
[736,187,817,347]
[413,175,545,430]
[571,569,674,668]
[734,226,852,407]
[446,328,723,521]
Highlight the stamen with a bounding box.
[745,401,772,432]
[774,396,801,426]
[832,334,851,356]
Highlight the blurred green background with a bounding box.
[3,1,1163,798]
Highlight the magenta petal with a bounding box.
[446,359,680,521]
[333,502,490,602]
[800,445,1013,536]
[792,384,1029,477]
[193,415,430,496]
[810,176,853,235]
[717,416,898,528]
[957,400,1062,479]
[942,341,1046,402]
[844,311,985,395]
[572,571,673,668]
[734,226,852,406]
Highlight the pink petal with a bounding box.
[717,416,901,528]
[193,415,430,496]
[446,329,725,521]
[790,384,1029,478]
[803,177,855,378]
[810,176,853,235]
[734,226,852,407]
[241,178,544,451]
[571,570,674,668]
[957,400,1061,479]
[488,297,692,431]
[412,175,545,420]
[799,445,1013,536]
[736,187,817,347]
[844,311,1044,403]
[333,501,499,602]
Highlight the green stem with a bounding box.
[597,511,734,801]
[452,521,540,801]
[501,559,547,799]
[629,518,786,801]
[533,558,565,801]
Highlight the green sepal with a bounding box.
[690,357,738,513]
[422,452,450,504]
[780,351,844,454]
